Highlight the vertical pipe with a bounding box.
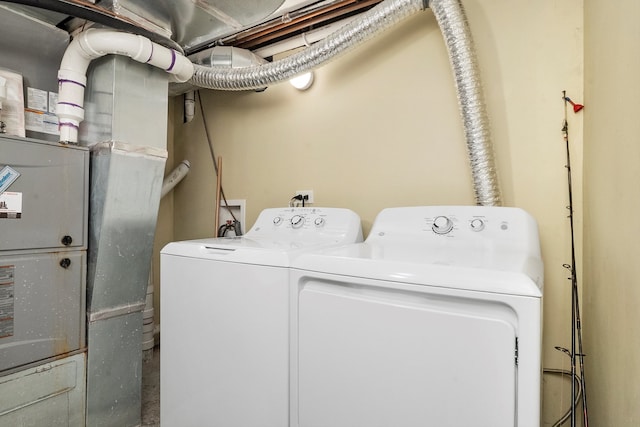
[214,156,222,234]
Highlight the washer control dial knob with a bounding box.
[432,216,454,234]
[290,215,305,228]
[273,217,283,226]
[314,217,325,227]
[470,218,485,232]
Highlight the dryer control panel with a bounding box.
[366,206,542,281]
[369,206,538,244]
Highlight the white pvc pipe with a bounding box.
[0,75,6,132]
[161,160,191,199]
[184,91,195,124]
[0,75,7,109]
[57,28,194,143]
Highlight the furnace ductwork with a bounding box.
[56,28,193,144]
[55,0,500,205]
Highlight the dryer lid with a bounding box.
[293,242,542,297]
[292,206,543,297]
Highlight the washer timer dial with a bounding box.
[290,215,305,228]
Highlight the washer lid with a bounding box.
[161,207,363,267]
[161,236,355,267]
[292,242,543,297]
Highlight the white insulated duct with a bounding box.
[56,28,193,144]
[190,0,426,90]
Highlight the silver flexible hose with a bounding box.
[190,0,426,90]
[190,0,501,206]
[430,0,501,206]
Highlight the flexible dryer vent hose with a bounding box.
[430,0,501,206]
[189,0,501,206]
[190,0,426,90]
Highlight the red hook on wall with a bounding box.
[564,96,584,113]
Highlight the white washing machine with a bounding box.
[290,206,543,427]
[160,207,362,427]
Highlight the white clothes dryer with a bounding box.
[160,207,362,427]
[290,206,543,427]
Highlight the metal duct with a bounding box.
[189,0,501,206]
[430,0,501,206]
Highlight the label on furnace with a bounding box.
[0,265,15,339]
[0,191,22,219]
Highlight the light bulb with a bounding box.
[290,72,314,90]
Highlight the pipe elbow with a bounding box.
[55,28,194,143]
[170,58,195,83]
[77,28,153,63]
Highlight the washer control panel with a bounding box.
[248,207,363,242]
[269,210,327,230]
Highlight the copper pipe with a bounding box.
[214,156,222,234]
[220,0,382,50]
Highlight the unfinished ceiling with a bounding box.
[1,0,383,57]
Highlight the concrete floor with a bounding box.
[141,346,160,427]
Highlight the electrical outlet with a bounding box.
[295,190,314,204]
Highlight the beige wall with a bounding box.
[169,0,583,424]
[584,0,640,425]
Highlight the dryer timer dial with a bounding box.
[432,216,454,234]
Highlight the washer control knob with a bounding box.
[273,217,283,226]
[432,216,453,234]
[314,217,325,227]
[291,215,305,228]
[470,218,485,232]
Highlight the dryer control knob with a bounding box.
[470,218,485,232]
[314,217,325,227]
[432,216,453,234]
[273,217,283,226]
[291,215,305,228]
